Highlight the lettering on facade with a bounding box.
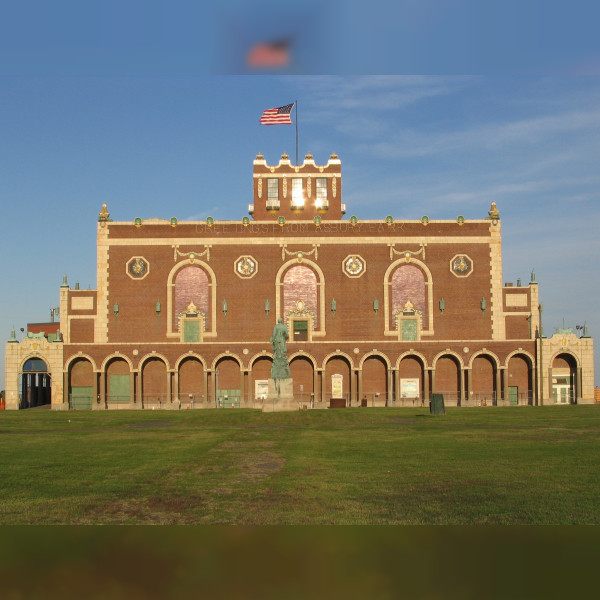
[193,222,411,235]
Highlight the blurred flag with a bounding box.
[247,39,291,69]
[260,103,295,125]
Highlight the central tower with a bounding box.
[249,152,344,220]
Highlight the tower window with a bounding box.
[316,177,327,205]
[291,178,303,207]
[267,179,279,202]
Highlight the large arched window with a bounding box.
[174,266,209,329]
[277,260,325,340]
[167,260,217,339]
[283,265,318,327]
[390,264,426,328]
[384,259,433,338]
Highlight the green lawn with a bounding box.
[1,405,599,524]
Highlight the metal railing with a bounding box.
[65,390,541,410]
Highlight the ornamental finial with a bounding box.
[99,203,110,221]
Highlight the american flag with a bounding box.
[260,103,294,125]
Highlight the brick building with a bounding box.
[4,152,595,410]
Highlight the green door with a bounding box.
[508,386,519,405]
[109,374,130,406]
[401,320,417,341]
[183,320,200,342]
[217,389,241,408]
[71,386,93,409]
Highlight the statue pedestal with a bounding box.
[263,378,296,412]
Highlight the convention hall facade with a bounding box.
[4,152,595,410]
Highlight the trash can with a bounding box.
[430,393,445,415]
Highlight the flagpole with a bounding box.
[295,100,299,166]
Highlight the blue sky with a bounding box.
[1,2,600,388]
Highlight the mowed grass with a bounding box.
[1,405,599,524]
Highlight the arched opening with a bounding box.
[507,354,533,405]
[141,357,168,408]
[325,356,351,407]
[178,357,205,408]
[250,356,272,406]
[434,355,461,405]
[471,355,497,405]
[290,356,315,405]
[551,353,578,404]
[69,358,95,409]
[20,358,51,409]
[398,355,425,406]
[215,357,242,408]
[362,355,389,406]
[105,357,131,408]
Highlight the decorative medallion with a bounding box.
[126,256,150,280]
[450,254,473,278]
[343,255,366,278]
[235,255,258,279]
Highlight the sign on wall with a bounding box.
[331,374,343,398]
[400,378,419,398]
[255,380,269,400]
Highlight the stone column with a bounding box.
[129,372,136,408]
[247,369,253,407]
[240,370,246,408]
[135,371,142,407]
[173,370,180,406]
[93,371,99,406]
[495,368,502,406]
[357,369,363,406]
[424,368,430,404]
[458,368,465,406]
[203,370,209,408]
[99,371,106,409]
[465,369,471,404]
[387,369,393,406]
[63,371,69,408]
[166,371,172,407]
[211,370,217,407]
[502,368,509,405]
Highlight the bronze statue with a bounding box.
[270,318,291,380]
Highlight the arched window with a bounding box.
[174,266,209,330]
[280,264,321,341]
[390,264,426,328]
[284,265,318,326]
